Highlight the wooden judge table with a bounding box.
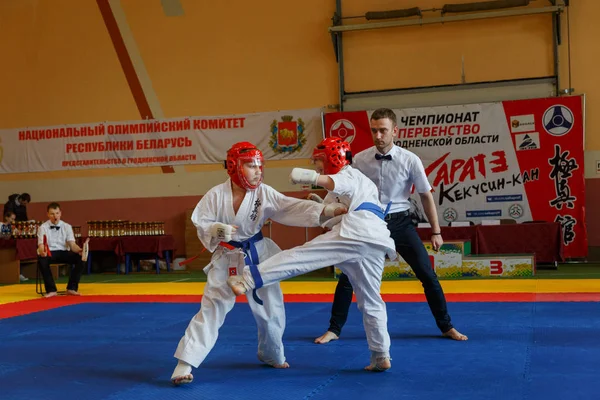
[0,238,38,284]
[0,235,176,284]
[416,222,564,264]
[83,235,176,274]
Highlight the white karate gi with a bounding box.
[174,179,324,368]
[240,166,396,358]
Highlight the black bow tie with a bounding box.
[50,225,60,230]
[375,153,392,161]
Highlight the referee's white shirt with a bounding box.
[353,145,432,214]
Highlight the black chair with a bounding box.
[35,263,74,296]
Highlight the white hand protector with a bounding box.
[209,222,237,242]
[289,168,320,185]
[307,193,324,203]
[323,202,347,218]
[321,214,343,230]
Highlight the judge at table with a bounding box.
[37,202,85,298]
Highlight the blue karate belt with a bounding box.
[228,231,265,305]
[353,201,392,220]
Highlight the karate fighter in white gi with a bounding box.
[228,137,397,372]
[171,141,346,385]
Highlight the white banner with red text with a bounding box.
[324,96,587,258]
[0,108,323,172]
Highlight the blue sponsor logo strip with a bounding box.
[486,195,523,203]
[466,210,502,218]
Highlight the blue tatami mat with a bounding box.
[0,302,598,400]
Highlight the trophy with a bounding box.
[0,223,11,239]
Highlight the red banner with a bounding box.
[324,96,586,258]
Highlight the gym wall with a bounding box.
[0,0,598,256]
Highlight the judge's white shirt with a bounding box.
[353,145,432,214]
[37,220,75,251]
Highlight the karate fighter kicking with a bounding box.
[228,137,396,372]
[171,141,346,385]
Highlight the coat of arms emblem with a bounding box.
[269,115,306,154]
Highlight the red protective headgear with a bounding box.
[225,142,264,190]
[312,137,352,175]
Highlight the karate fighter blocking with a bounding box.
[170,142,346,385]
[228,137,397,372]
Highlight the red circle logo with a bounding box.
[329,119,356,144]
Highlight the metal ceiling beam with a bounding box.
[329,5,563,33]
[334,0,345,111]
